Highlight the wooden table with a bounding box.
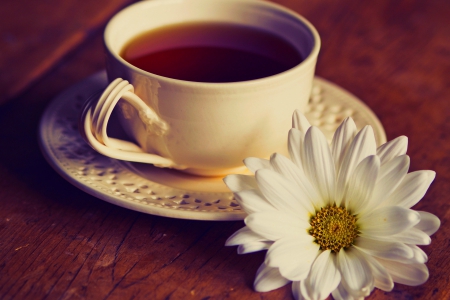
[1,0,449,299]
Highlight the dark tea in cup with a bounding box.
[120,22,303,83]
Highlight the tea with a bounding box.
[120,22,303,82]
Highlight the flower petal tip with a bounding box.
[292,110,311,133]
[244,157,271,173]
[409,210,421,225]
[426,170,436,183]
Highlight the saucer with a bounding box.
[39,71,386,221]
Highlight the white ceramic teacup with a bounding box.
[81,0,320,176]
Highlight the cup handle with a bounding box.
[80,78,186,169]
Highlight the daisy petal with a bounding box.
[244,157,271,173]
[331,117,357,173]
[376,258,429,286]
[254,262,290,292]
[292,281,305,300]
[238,241,272,254]
[359,206,420,236]
[336,126,377,204]
[365,155,409,212]
[360,252,394,292]
[354,236,413,261]
[245,211,310,240]
[255,169,315,216]
[415,211,441,236]
[265,236,319,281]
[384,244,428,264]
[292,109,311,134]
[234,189,275,214]
[337,248,373,297]
[345,155,380,214]
[270,153,304,184]
[270,153,322,208]
[300,250,341,300]
[375,227,431,245]
[376,136,408,165]
[375,277,394,292]
[331,283,364,300]
[304,127,336,205]
[384,170,436,208]
[223,174,258,192]
[225,226,267,246]
[330,284,346,300]
[403,245,428,264]
[288,128,305,170]
[226,226,272,254]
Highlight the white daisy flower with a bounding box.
[224,110,440,300]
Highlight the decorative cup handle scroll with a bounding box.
[80,78,186,169]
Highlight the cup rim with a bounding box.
[104,0,321,88]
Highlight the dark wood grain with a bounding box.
[0,0,449,299]
[0,0,133,105]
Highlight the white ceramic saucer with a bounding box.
[39,71,386,221]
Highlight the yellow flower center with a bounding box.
[309,205,358,253]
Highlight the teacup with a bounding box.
[81,0,320,176]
